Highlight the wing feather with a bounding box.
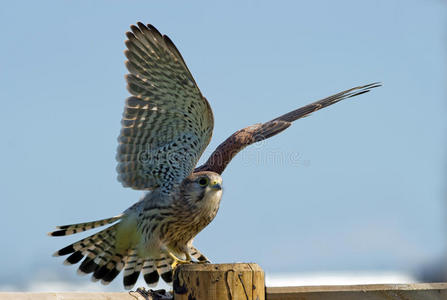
[117,23,214,192]
[195,83,381,174]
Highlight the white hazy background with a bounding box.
[1,0,446,291]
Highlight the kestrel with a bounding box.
[49,22,380,289]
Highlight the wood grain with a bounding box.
[173,263,265,300]
[266,282,447,300]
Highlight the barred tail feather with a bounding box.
[97,253,126,285]
[78,231,116,275]
[139,254,175,288]
[142,259,159,287]
[189,246,210,263]
[48,215,123,236]
[123,249,143,290]
[156,254,174,284]
[53,225,116,258]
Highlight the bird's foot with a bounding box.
[129,287,172,300]
[168,252,192,269]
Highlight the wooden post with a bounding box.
[173,263,265,300]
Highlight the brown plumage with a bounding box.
[195,82,380,174]
[49,22,381,290]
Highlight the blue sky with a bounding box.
[1,0,446,290]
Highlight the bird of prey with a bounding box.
[49,22,381,289]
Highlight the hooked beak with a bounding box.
[210,182,222,191]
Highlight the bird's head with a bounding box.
[183,171,223,205]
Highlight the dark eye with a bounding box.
[198,177,209,186]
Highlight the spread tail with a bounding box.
[49,215,177,289]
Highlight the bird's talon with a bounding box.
[168,251,192,269]
[171,258,191,269]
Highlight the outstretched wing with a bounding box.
[195,82,381,174]
[117,23,214,192]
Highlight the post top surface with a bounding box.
[176,262,263,272]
